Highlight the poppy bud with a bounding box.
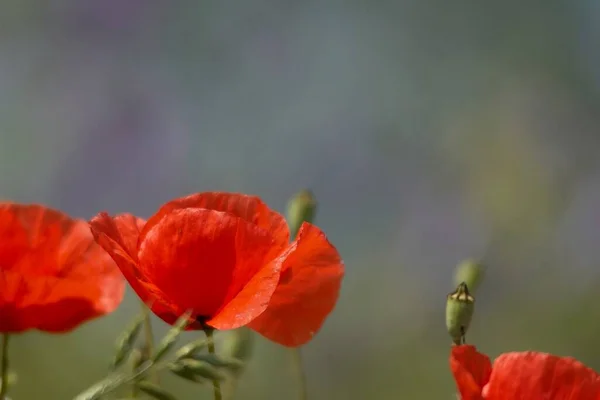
[286,189,317,239]
[454,259,485,294]
[446,282,475,345]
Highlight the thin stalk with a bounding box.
[291,348,308,400]
[73,360,157,400]
[141,302,155,359]
[205,329,222,400]
[287,222,310,400]
[129,349,142,398]
[138,299,160,387]
[0,334,9,400]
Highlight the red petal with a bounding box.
[484,351,600,399]
[0,202,67,274]
[140,192,290,251]
[450,345,492,400]
[89,212,177,324]
[113,213,146,255]
[0,203,31,269]
[0,204,124,332]
[247,223,344,347]
[138,208,283,325]
[54,220,124,314]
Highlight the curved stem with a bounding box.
[0,334,9,400]
[204,329,222,400]
[291,348,308,400]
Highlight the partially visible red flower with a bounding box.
[0,203,125,333]
[89,192,344,347]
[451,345,600,400]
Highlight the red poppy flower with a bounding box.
[89,192,344,347]
[0,203,125,333]
[450,344,600,399]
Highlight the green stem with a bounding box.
[0,334,9,400]
[140,300,158,383]
[205,329,222,400]
[73,360,156,400]
[291,348,308,400]
[141,304,155,357]
[129,349,141,398]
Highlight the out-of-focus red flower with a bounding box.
[90,192,344,347]
[0,203,125,333]
[451,344,600,400]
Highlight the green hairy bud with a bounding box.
[446,282,475,346]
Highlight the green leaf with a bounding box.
[167,359,226,384]
[111,314,145,369]
[73,372,129,400]
[174,338,208,360]
[129,348,145,371]
[187,353,244,371]
[176,359,225,381]
[153,310,193,362]
[167,361,205,384]
[136,381,177,400]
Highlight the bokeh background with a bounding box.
[2,1,600,399]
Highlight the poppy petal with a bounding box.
[18,298,108,333]
[247,222,344,347]
[139,192,290,252]
[0,204,76,311]
[0,205,124,332]
[207,222,287,330]
[113,213,146,255]
[0,203,67,274]
[89,212,137,259]
[450,345,492,400]
[0,268,116,332]
[89,213,176,322]
[483,351,600,399]
[137,208,282,322]
[0,203,31,270]
[56,220,124,311]
[207,256,283,329]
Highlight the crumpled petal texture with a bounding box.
[484,352,600,400]
[0,203,125,333]
[90,192,345,346]
[89,212,179,325]
[138,208,281,326]
[450,345,600,400]
[248,223,344,346]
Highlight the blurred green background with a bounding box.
[2,1,600,399]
